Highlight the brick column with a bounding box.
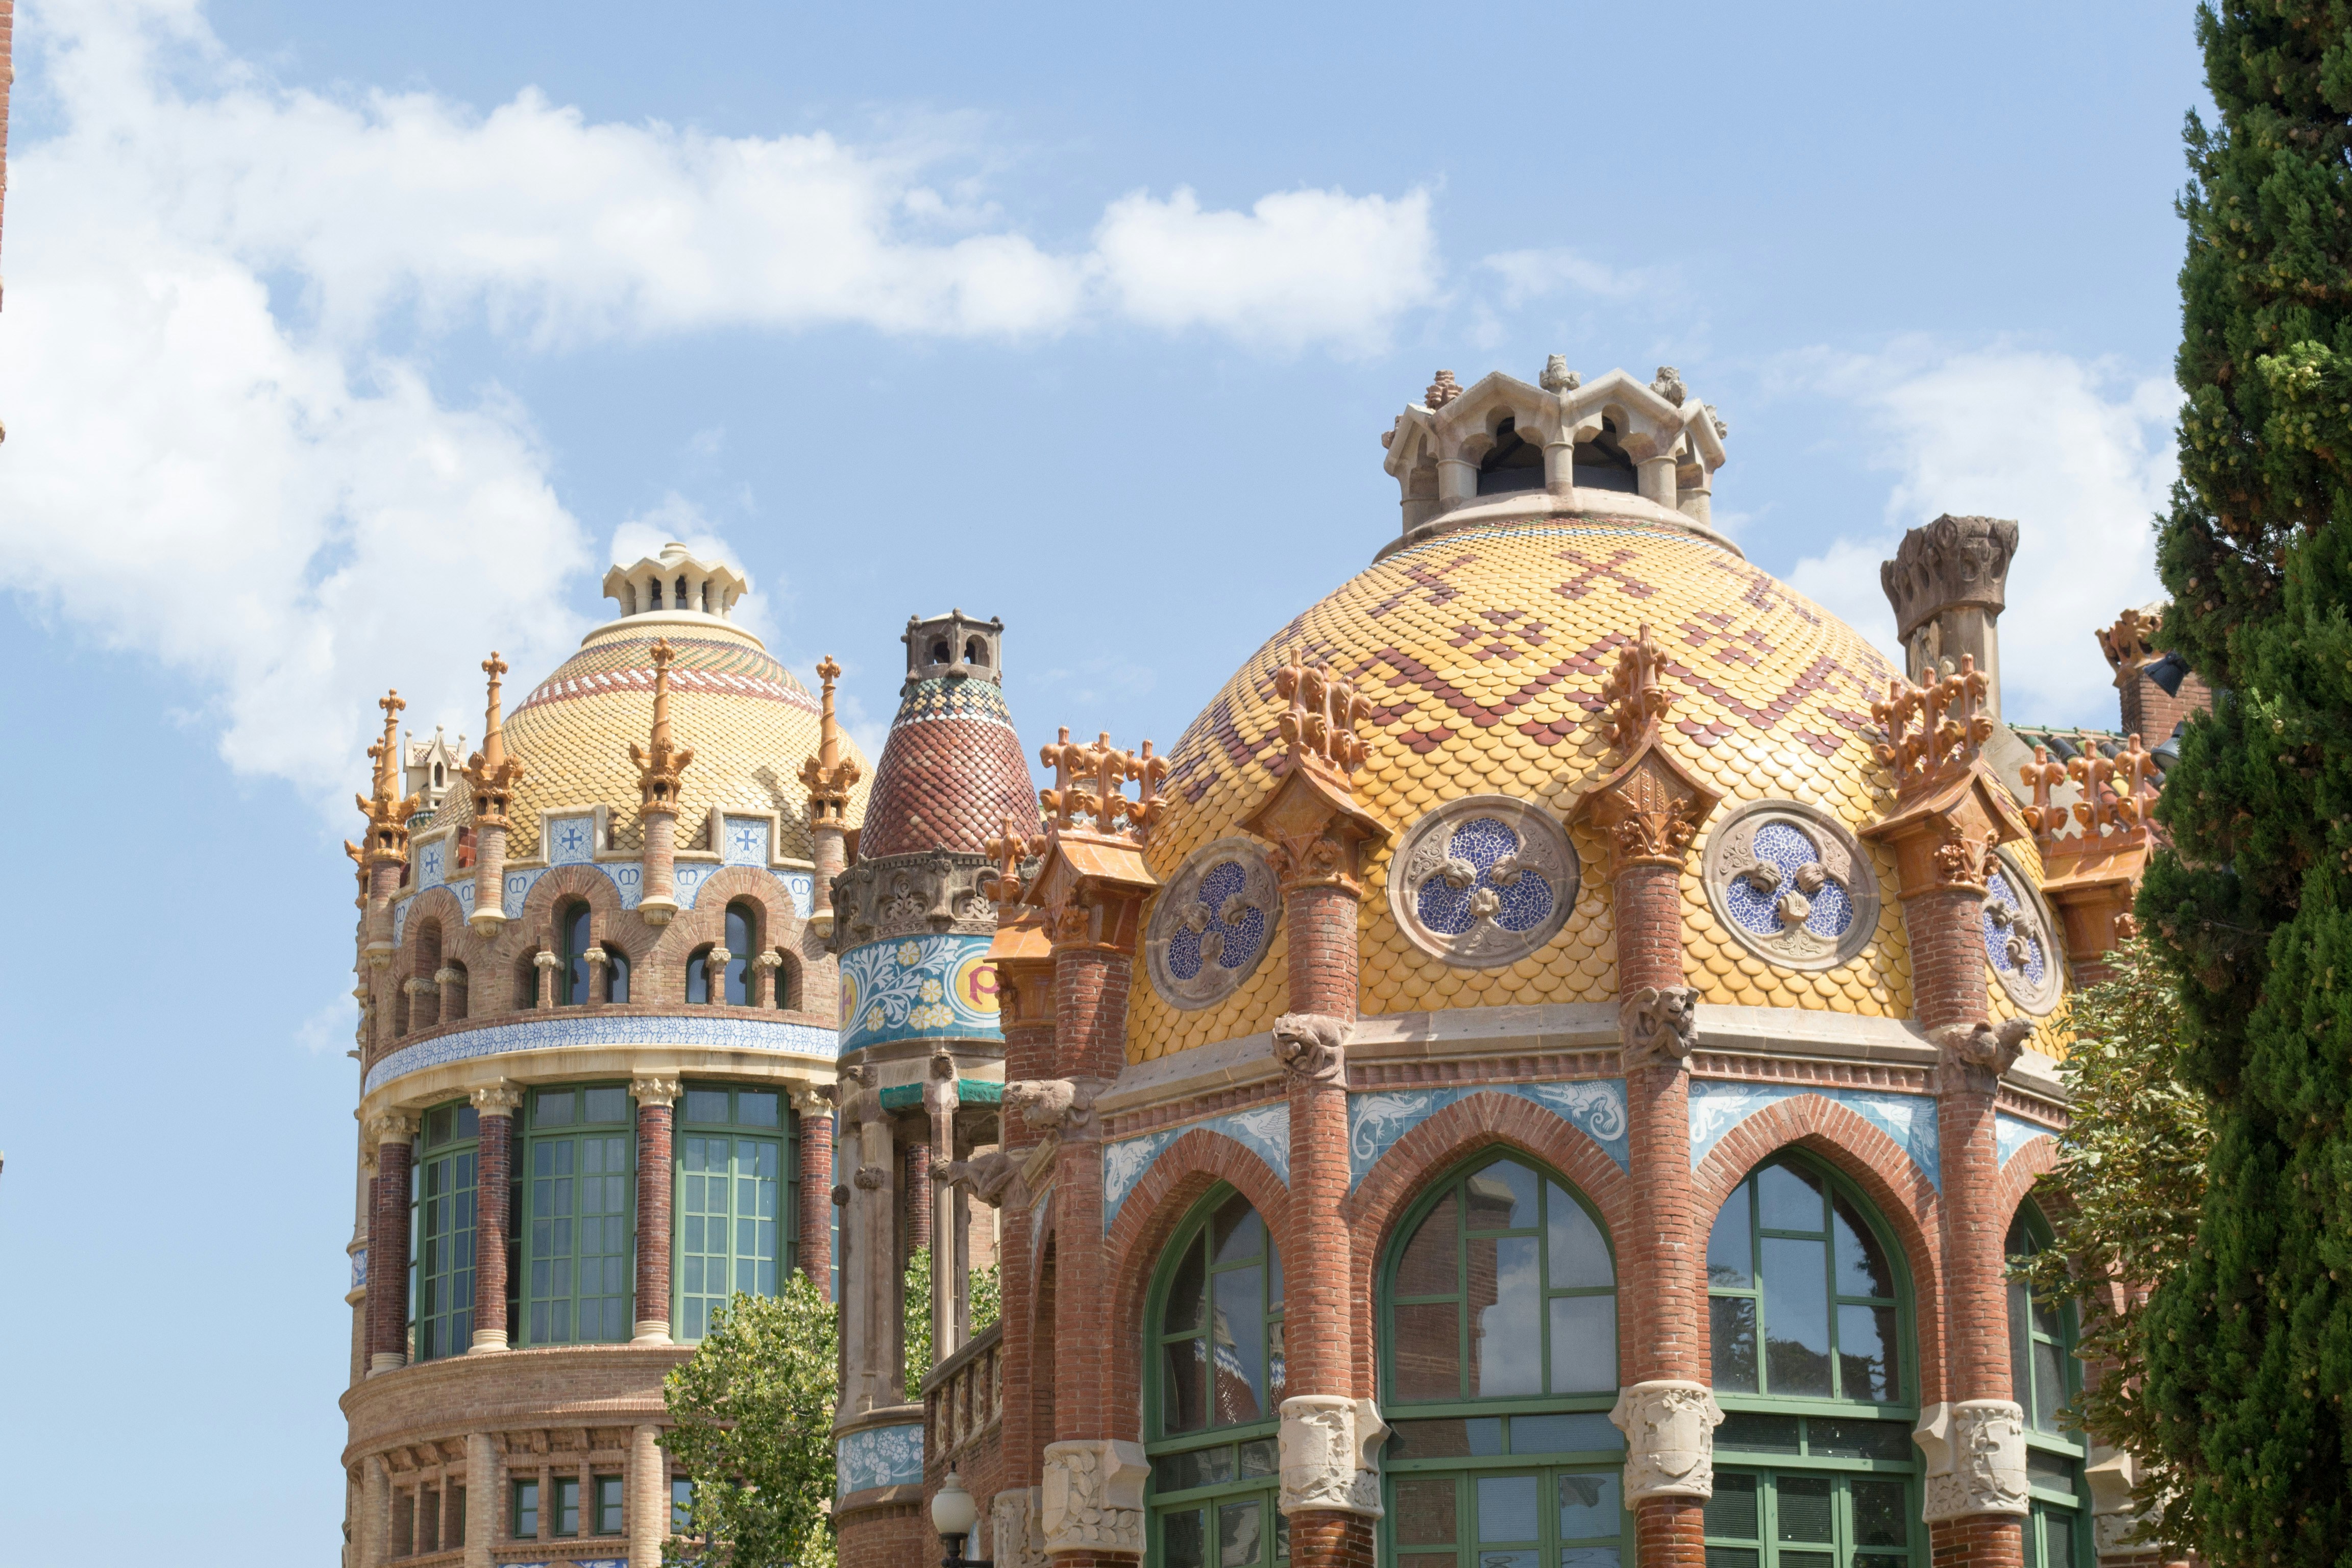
[1860,662,2032,1561]
[368,1113,418,1373]
[1570,628,1724,1568]
[793,1090,836,1301]
[629,1423,667,1567]
[471,1085,520,1351]
[906,1141,935,1255]
[987,904,1057,1556]
[463,1431,497,1568]
[632,1078,680,1344]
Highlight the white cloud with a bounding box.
[1480,246,1647,305]
[0,0,1446,818]
[606,494,781,648]
[295,991,359,1055]
[1784,341,2177,727]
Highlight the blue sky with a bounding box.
[0,1,2203,1559]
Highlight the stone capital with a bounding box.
[433,967,463,987]
[582,946,609,967]
[470,1083,524,1117]
[532,950,560,970]
[402,976,436,996]
[366,1111,418,1148]
[1620,986,1698,1071]
[630,1076,682,1110]
[1240,762,1387,896]
[1278,1395,1388,1518]
[1609,1380,1725,1501]
[992,1486,1050,1568]
[1041,1438,1148,1556]
[1914,1400,2028,1521]
[789,1086,832,1115]
[1272,1013,1351,1087]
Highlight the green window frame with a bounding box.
[554,1476,582,1537]
[675,1084,795,1340]
[1390,1462,1630,1568]
[517,1085,635,1346]
[1701,1466,1921,1568]
[511,1479,540,1539]
[595,1474,625,1535]
[558,900,592,1006]
[1146,1188,1287,1568]
[1707,1155,1912,1412]
[2025,1499,2085,1568]
[722,901,756,1004]
[671,1477,695,1531]
[410,1101,479,1363]
[2009,1204,2085,1556]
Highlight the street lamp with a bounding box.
[930,1469,993,1568]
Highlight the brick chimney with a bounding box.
[2097,604,2212,746]
[1880,514,2019,722]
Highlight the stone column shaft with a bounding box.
[463,1432,496,1568]
[470,823,507,936]
[640,810,679,924]
[371,1136,413,1371]
[632,1083,678,1343]
[472,1102,514,1351]
[796,1098,835,1302]
[629,1423,667,1566]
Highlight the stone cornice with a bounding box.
[825,848,999,952]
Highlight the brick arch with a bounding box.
[672,865,808,952]
[516,862,632,947]
[1101,1128,1294,1447]
[1995,1126,2062,1222]
[1691,1093,1949,1407]
[1343,1090,1636,1400]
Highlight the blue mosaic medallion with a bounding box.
[1982,851,2061,1014]
[1146,837,1280,1010]
[1388,796,1578,968]
[1702,799,1880,971]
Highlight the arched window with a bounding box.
[1571,419,1639,494]
[557,901,592,1007]
[1147,1189,1285,1568]
[774,950,801,1011]
[649,576,664,609]
[723,901,756,1004]
[1379,1154,1626,1568]
[686,946,715,1005]
[2009,1206,2085,1568]
[1702,1154,1922,1568]
[1476,417,1546,496]
[930,637,952,664]
[604,946,631,1004]
[965,636,988,666]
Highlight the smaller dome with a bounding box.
[861,610,1037,859]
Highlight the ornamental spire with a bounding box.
[352,689,422,867]
[799,655,862,826]
[1570,627,1721,873]
[629,640,696,814]
[1600,624,1673,754]
[1272,648,1374,780]
[460,652,526,829]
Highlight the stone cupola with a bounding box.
[599,540,750,621]
[902,609,1004,684]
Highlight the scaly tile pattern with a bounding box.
[1125,518,2078,1062]
[861,675,1039,859]
[434,623,871,862]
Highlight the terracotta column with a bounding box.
[1571,629,1723,1568]
[632,1077,680,1344]
[800,654,862,943]
[632,640,693,927]
[368,1111,419,1373]
[793,1088,836,1301]
[1860,662,2032,1565]
[983,877,1056,1561]
[1240,653,1389,1568]
[462,654,523,939]
[470,1084,521,1352]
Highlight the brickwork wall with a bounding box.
[1284,882,1361,1019]
[1052,946,1132,1083]
[997,1012,1054,1495]
[635,1101,674,1332]
[1930,1509,2027,1568]
[835,1497,932,1568]
[2119,666,2211,748]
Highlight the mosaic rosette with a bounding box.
[1701,798,1879,972]
[1144,837,1281,1009]
[1983,847,2062,1015]
[838,933,1003,1053]
[1386,795,1578,969]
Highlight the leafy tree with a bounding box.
[2018,942,2210,1548]
[662,1276,839,1568]
[904,1245,933,1402]
[2140,6,2352,1564]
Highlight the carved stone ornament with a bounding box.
[852,1165,890,1191]
[1702,799,1880,971]
[630,1076,681,1110]
[934,1148,1025,1209]
[1621,986,1698,1069]
[1609,1380,1725,1501]
[826,848,1000,954]
[1278,1394,1389,1517]
[1913,1400,2028,1521]
[1272,1013,1351,1087]
[1145,837,1281,1010]
[992,1485,1049,1568]
[1983,847,2063,1015]
[1040,1438,1148,1555]
[1387,795,1578,968]
[1004,1079,1098,1141]
[470,1082,524,1116]
[1931,1018,2036,1092]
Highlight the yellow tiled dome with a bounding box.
[1128,512,1989,1062]
[437,614,870,863]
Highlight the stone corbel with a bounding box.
[1930,1018,2035,1094]
[1041,1438,1149,1556]
[1610,1380,1725,1501]
[1913,1401,2028,1521]
[992,1485,1049,1568]
[402,976,435,997]
[1004,1079,1099,1143]
[1620,986,1698,1070]
[1272,1013,1351,1086]
[1278,1395,1388,1517]
[2086,1446,2154,1554]
[934,1148,1026,1209]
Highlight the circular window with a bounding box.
[1983,847,2063,1015]
[1702,799,1881,972]
[1146,838,1281,1010]
[1386,796,1579,969]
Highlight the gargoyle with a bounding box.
[1272,1012,1351,1085]
[1004,1078,1097,1136]
[933,1148,1024,1208]
[1623,985,1699,1065]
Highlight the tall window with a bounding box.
[2009,1207,2085,1568]
[557,901,593,1006]
[676,1085,793,1339]
[1147,1189,1286,1568]
[518,1085,634,1345]
[1704,1155,1921,1568]
[1380,1155,1627,1568]
[723,901,756,1004]
[687,947,715,1004]
[411,1101,479,1362]
[605,945,631,1003]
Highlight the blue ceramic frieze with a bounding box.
[1996,1112,2054,1170]
[1101,1102,1291,1227]
[1347,1080,1630,1186]
[837,934,1002,1053]
[1686,1080,1941,1191]
[837,1423,924,1498]
[364,1013,837,1095]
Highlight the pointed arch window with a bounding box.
[1146,1188,1287,1568]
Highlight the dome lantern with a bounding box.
[599,540,750,623]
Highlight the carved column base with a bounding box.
[994,1485,1049,1568]
[368,1351,406,1375]
[1277,1395,1387,1517]
[631,1319,672,1345]
[1609,1381,1724,1501]
[468,1329,509,1354]
[1042,1438,1148,1556]
[467,910,506,939]
[1914,1401,2029,1520]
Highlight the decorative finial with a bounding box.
[1651,366,1687,407]
[461,653,526,829]
[1870,655,1994,800]
[983,817,1037,912]
[1541,355,1580,394]
[354,688,422,869]
[2019,745,2070,850]
[799,654,862,824]
[1424,370,1462,410]
[1272,648,1374,778]
[1600,626,1673,753]
[1036,728,1161,844]
[629,639,695,814]
[2096,606,2163,675]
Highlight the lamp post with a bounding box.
[929,1469,993,1568]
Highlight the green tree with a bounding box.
[2018,942,2210,1548]
[2141,6,2352,1564]
[904,1245,933,1402]
[662,1276,839,1568]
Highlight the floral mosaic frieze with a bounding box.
[1145,838,1280,1011]
[1347,1080,1629,1186]
[837,934,1002,1053]
[363,1012,838,1095]
[1387,796,1580,969]
[1100,1103,1290,1227]
[1702,799,1879,972]
[837,1423,925,1499]
[1995,1112,2054,1170]
[1687,1080,1941,1190]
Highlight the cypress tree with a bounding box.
[2140,5,2352,1563]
